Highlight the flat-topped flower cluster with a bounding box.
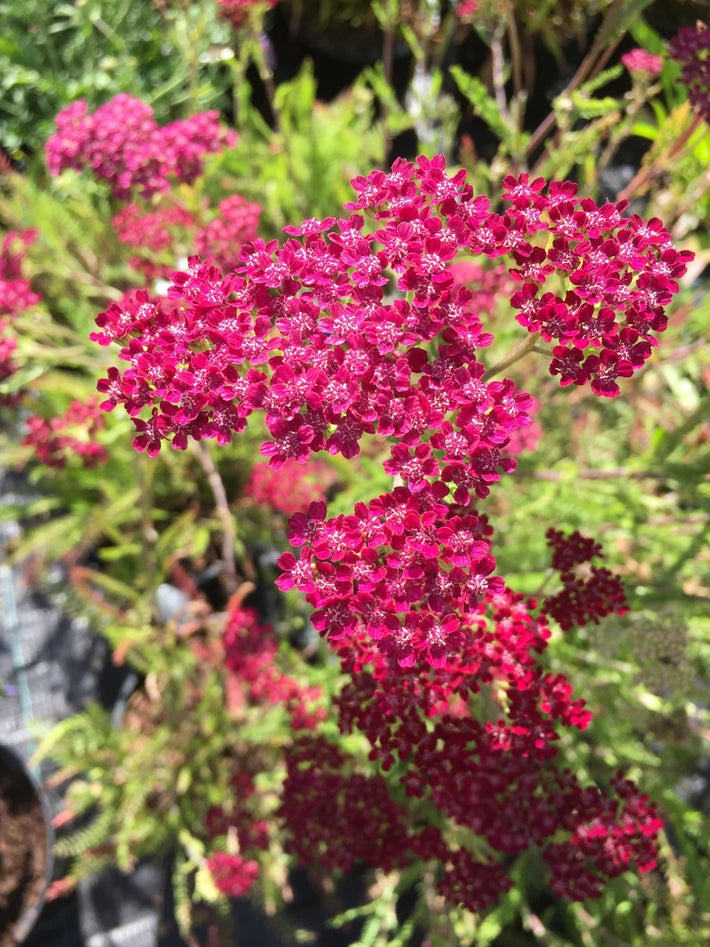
[46,94,237,200]
[87,154,689,907]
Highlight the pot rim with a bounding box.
[0,742,55,944]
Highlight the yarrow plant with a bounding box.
[46,94,237,201]
[0,229,41,408]
[86,153,692,911]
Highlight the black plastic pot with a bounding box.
[0,744,54,946]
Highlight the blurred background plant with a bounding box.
[1,0,710,945]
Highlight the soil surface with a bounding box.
[0,756,48,947]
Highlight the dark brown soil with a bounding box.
[0,756,48,947]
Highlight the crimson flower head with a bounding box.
[217,0,277,30]
[621,48,664,78]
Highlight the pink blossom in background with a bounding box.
[621,48,663,78]
[205,851,259,897]
[455,0,479,21]
[195,195,262,271]
[244,456,337,515]
[112,203,196,278]
[0,230,41,317]
[22,397,108,469]
[0,230,41,408]
[112,204,195,254]
[46,95,237,200]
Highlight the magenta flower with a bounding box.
[621,48,663,78]
[46,95,236,200]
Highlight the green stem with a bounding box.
[483,333,539,379]
[137,453,159,603]
[380,0,396,166]
[490,27,512,131]
[192,442,237,587]
[617,111,705,204]
[246,23,281,133]
[526,0,637,161]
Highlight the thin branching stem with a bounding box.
[192,441,237,585]
[483,333,539,378]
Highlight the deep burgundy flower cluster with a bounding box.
[542,528,629,631]
[281,735,411,875]
[46,95,237,200]
[93,155,681,911]
[278,582,661,909]
[22,397,107,469]
[669,21,710,123]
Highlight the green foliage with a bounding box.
[449,65,518,146]
[218,61,384,228]
[0,0,232,158]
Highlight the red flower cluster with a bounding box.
[46,95,237,200]
[278,580,661,909]
[669,21,710,123]
[277,495,504,668]
[216,0,277,31]
[502,173,692,396]
[22,397,108,469]
[204,769,268,897]
[92,155,680,909]
[223,602,325,728]
[205,851,260,898]
[94,156,689,470]
[195,195,262,272]
[454,0,479,22]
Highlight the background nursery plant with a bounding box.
[1,3,710,947]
